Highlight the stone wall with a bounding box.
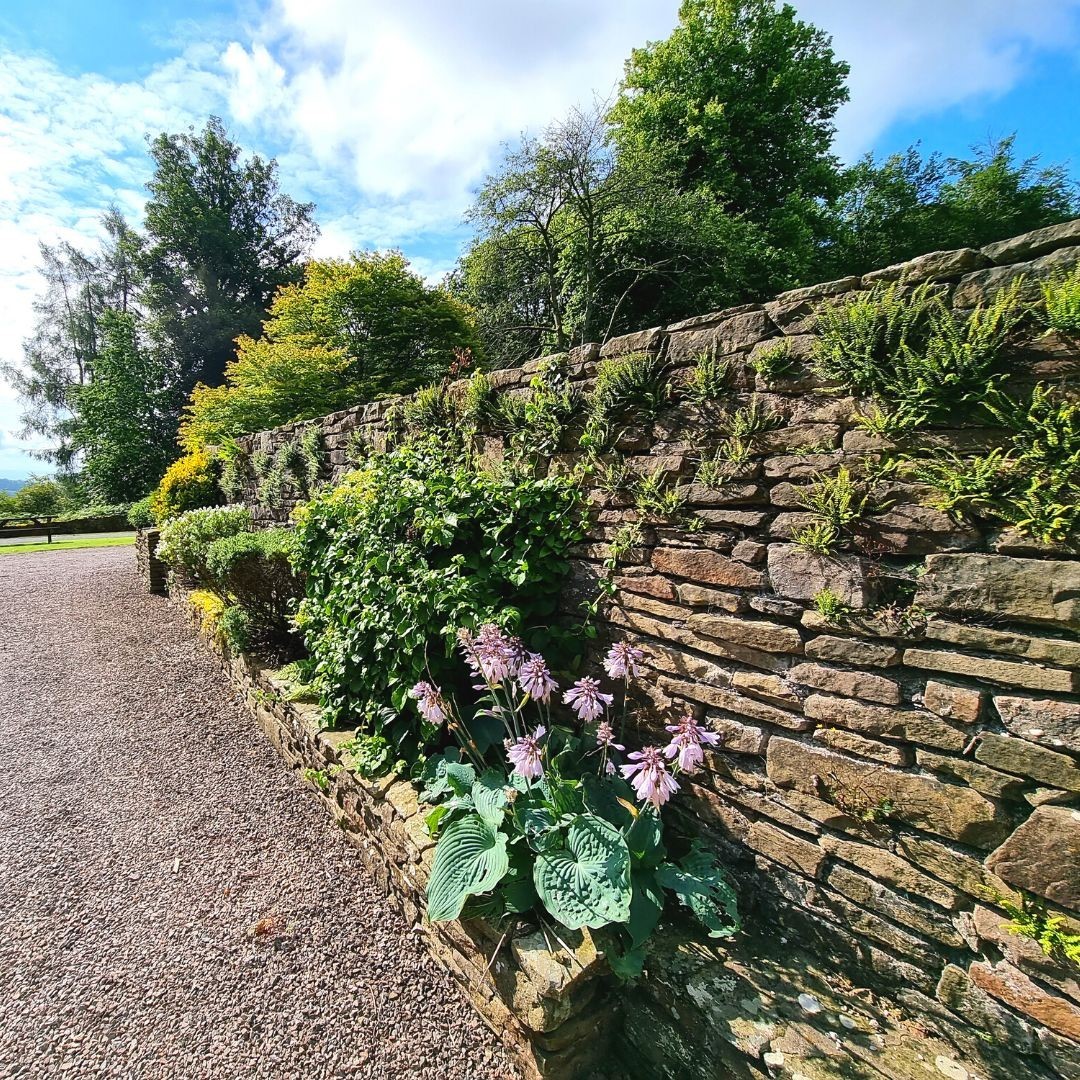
[229,219,1080,1078]
[181,602,619,1080]
[135,527,168,595]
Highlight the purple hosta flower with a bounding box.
[595,719,624,776]
[506,725,546,780]
[603,641,644,681]
[504,636,528,677]
[663,715,722,775]
[459,624,513,684]
[409,681,447,725]
[621,746,680,809]
[563,677,614,723]
[595,720,624,752]
[474,623,514,683]
[517,653,558,703]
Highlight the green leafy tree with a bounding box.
[13,477,70,516]
[68,311,177,502]
[453,106,784,367]
[821,138,1078,278]
[140,116,318,392]
[609,0,849,265]
[0,210,141,466]
[180,252,479,449]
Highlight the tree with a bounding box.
[0,210,141,465]
[140,116,318,392]
[608,0,849,254]
[12,477,70,516]
[453,105,787,366]
[180,252,479,450]
[820,138,1079,278]
[68,311,178,502]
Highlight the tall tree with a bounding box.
[820,137,1079,278]
[453,105,785,366]
[0,209,141,466]
[608,0,849,262]
[67,311,177,502]
[139,116,319,392]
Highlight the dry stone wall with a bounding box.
[232,219,1080,1079]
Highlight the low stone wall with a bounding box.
[181,599,620,1080]
[135,528,168,594]
[218,218,1080,1078]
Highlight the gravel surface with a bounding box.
[0,548,521,1080]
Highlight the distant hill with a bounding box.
[0,478,28,495]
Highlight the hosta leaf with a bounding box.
[582,772,635,829]
[472,770,510,828]
[445,761,477,797]
[427,815,509,923]
[534,814,632,930]
[625,806,665,869]
[657,843,740,939]
[628,867,664,947]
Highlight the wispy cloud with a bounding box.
[2,0,1079,475]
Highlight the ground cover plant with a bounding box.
[292,434,588,757]
[416,624,739,975]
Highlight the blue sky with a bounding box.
[1,0,1079,478]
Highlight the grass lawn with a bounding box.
[0,535,135,555]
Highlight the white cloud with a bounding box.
[2,0,1080,474]
[802,0,1080,158]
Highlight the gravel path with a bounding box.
[0,549,520,1080]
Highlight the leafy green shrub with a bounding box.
[513,358,582,459]
[460,371,497,430]
[902,384,1080,543]
[813,279,1026,429]
[127,497,156,529]
[750,340,796,382]
[203,528,303,650]
[1002,896,1080,969]
[792,520,840,554]
[293,436,587,752]
[151,450,222,523]
[721,396,783,441]
[795,466,870,551]
[1041,264,1080,334]
[12,477,71,516]
[418,623,739,970]
[812,588,848,622]
[582,352,671,447]
[156,506,253,579]
[218,605,253,653]
[404,384,457,433]
[252,429,326,508]
[811,280,940,393]
[684,351,731,403]
[634,469,690,523]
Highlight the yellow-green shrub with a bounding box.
[150,450,222,523]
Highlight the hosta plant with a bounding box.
[416,624,740,975]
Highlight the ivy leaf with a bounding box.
[427,815,510,923]
[533,814,632,930]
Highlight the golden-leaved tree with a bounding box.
[181,251,479,451]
